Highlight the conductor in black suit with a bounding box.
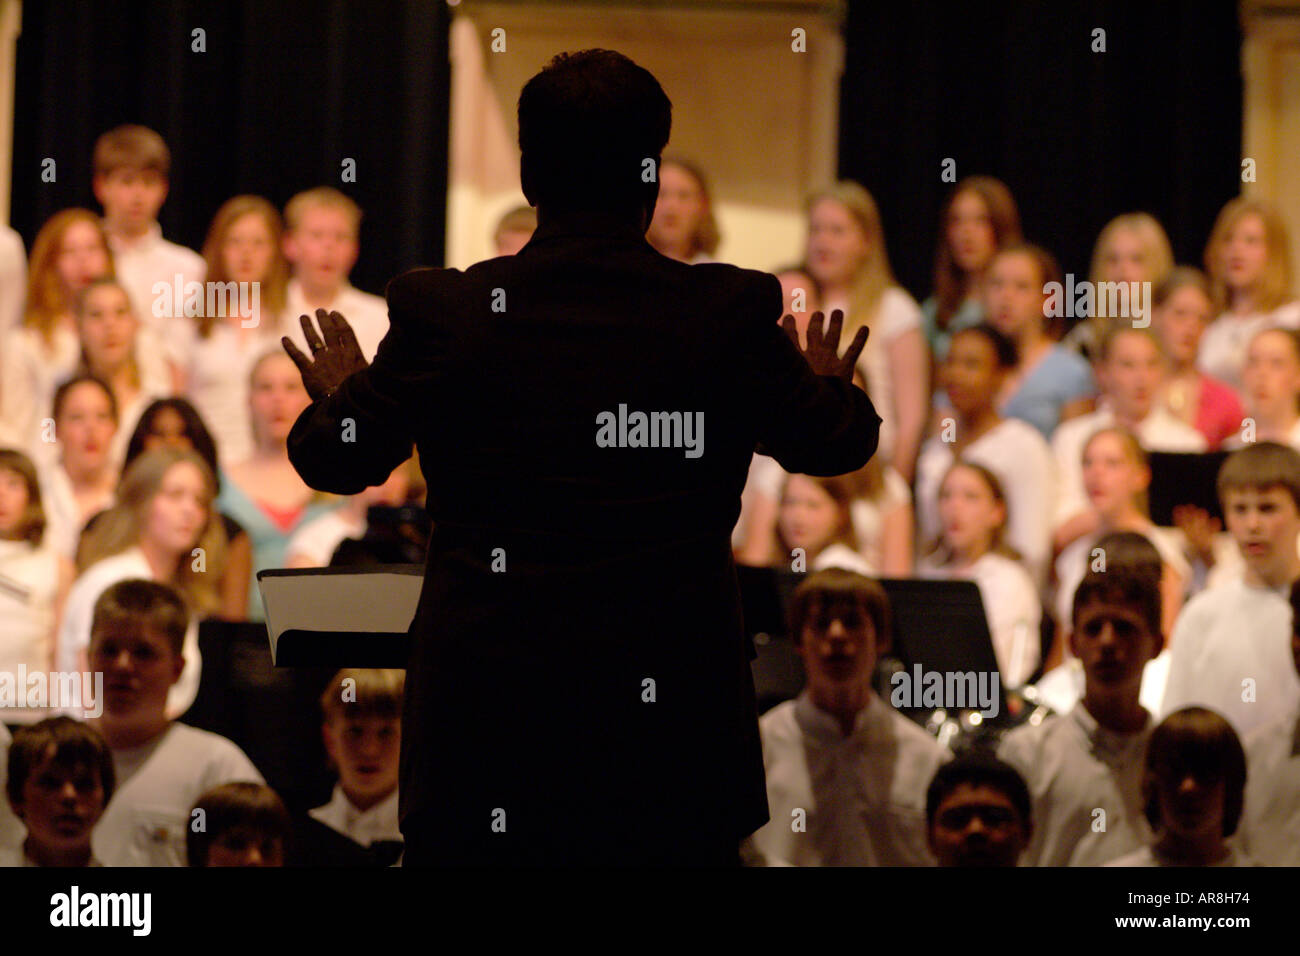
[282,48,881,865]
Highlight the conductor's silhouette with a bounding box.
[283,49,881,865]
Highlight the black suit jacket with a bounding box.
[287,216,881,863]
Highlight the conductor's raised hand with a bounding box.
[282,308,369,402]
[780,309,869,382]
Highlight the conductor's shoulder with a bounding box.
[383,266,466,327]
[685,262,785,326]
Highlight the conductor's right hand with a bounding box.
[781,309,869,382]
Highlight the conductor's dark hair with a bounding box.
[124,398,222,493]
[1142,707,1247,837]
[787,568,891,652]
[925,754,1031,830]
[518,49,672,213]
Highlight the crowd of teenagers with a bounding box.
[0,125,1298,865]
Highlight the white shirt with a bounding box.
[0,224,25,333]
[55,546,201,721]
[915,418,1056,586]
[997,702,1153,866]
[36,459,116,562]
[1032,651,1172,719]
[848,468,911,574]
[825,287,922,466]
[918,551,1041,688]
[0,538,60,686]
[1161,577,1300,739]
[92,722,262,866]
[281,279,390,363]
[1104,843,1258,867]
[1199,302,1300,393]
[184,317,290,468]
[810,542,875,576]
[308,784,401,847]
[284,508,365,567]
[1052,524,1188,634]
[1239,708,1300,865]
[1051,404,1207,527]
[107,222,206,367]
[749,691,949,866]
[1,324,80,455]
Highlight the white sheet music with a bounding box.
[258,569,423,663]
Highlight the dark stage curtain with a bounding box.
[12,0,451,294]
[838,0,1243,308]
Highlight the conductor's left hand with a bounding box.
[282,308,369,402]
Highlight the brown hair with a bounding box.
[1142,706,1246,837]
[661,156,721,258]
[7,716,116,808]
[52,373,119,426]
[284,187,361,237]
[1217,440,1300,512]
[92,125,170,177]
[1204,197,1293,314]
[932,176,1022,330]
[23,209,115,346]
[1152,265,1212,311]
[926,460,1018,562]
[187,782,290,867]
[0,448,47,546]
[198,195,289,336]
[991,242,1064,339]
[787,567,892,652]
[1072,530,1163,640]
[319,668,405,723]
[89,578,190,658]
[1097,324,1164,366]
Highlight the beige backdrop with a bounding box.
[447,0,844,271]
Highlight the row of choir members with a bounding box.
[0,579,403,866]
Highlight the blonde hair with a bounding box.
[1090,213,1175,288]
[198,195,289,335]
[1204,197,1293,313]
[76,447,226,616]
[23,209,115,346]
[284,187,361,237]
[805,181,898,344]
[74,278,141,391]
[319,669,405,723]
[0,448,47,546]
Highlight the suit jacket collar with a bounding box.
[523,210,651,249]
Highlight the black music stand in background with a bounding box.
[736,566,1004,720]
[1148,450,1230,527]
